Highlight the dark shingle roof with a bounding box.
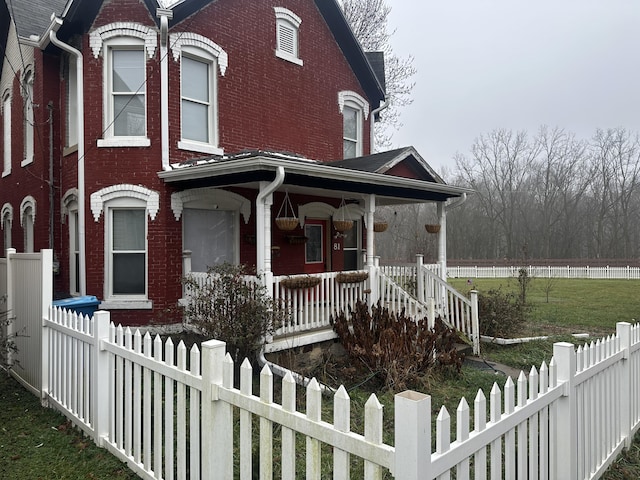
[6,0,68,39]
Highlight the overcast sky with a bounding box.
[384,1,640,173]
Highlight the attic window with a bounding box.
[274,7,303,66]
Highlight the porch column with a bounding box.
[365,194,378,307]
[437,202,447,282]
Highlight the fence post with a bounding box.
[470,290,480,355]
[92,311,111,447]
[617,322,632,447]
[553,342,577,479]
[394,390,431,479]
[201,339,232,480]
[5,248,15,367]
[416,254,425,304]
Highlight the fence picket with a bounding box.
[489,383,502,480]
[473,390,487,480]
[436,406,451,480]
[333,385,350,480]
[281,373,297,480]
[189,345,201,480]
[306,378,322,480]
[456,398,470,480]
[503,377,516,479]
[153,335,163,479]
[260,365,274,479]
[364,394,383,480]
[240,358,253,480]
[143,333,153,473]
[165,338,175,480]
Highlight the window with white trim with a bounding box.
[338,91,369,159]
[171,33,227,155]
[20,196,35,253]
[274,7,303,66]
[90,23,157,148]
[1,203,12,256]
[2,90,11,177]
[90,184,159,308]
[63,192,80,295]
[22,70,34,166]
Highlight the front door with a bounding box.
[304,219,326,274]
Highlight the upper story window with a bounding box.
[170,33,227,155]
[338,91,370,159]
[90,23,157,148]
[274,7,303,66]
[2,90,11,177]
[22,70,34,166]
[91,184,159,309]
[65,55,78,150]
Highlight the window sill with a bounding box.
[97,137,151,148]
[1,170,10,178]
[100,299,153,310]
[21,157,33,167]
[178,140,224,156]
[275,50,303,66]
[63,145,78,156]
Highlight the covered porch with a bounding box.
[159,148,478,353]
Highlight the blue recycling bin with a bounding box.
[52,295,101,317]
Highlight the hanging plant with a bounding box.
[425,224,441,234]
[280,276,322,289]
[373,221,388,232]
[336,271,369,284]
[275,191,299,231]
[333,196,354,232]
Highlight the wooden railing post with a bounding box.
[416,254,425,304]
[617,322,632,447]
[553,342,577,479]
[394,390,431,479]
[92,310,111,447]
[470,290,480,355]
[201,339,232,480]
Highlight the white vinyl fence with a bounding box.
[41,303,640,480]
[448,264,640,280]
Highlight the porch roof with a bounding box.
[158,147,472,205]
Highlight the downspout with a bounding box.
[50,17,86,296]
[256,167,285,287]
[438,193,467,281]
[369,100,389,154]
[47,102,54,250]
[157,9,173,171]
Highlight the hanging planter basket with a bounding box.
[333,220,354,232]
[333,196,354,232]
[280,276,322,290]
[275,191,299,231]
[336,271,369,284]
[425,224,441,234]
[373,221,388,233]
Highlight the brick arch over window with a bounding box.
[89,22,158,59]
[170,188,250,223]
[20,196,36,227]
[90,184,160,222]
[169,33,228,76]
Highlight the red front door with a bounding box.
[303,219,326,274]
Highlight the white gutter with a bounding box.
[445,192,467,211]
[50,16,87,296]
[256,167,285,281]
[157,9,173,171]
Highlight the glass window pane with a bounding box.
[305,224,323,263]
[182,100,209,142]
[182,57,209,103]
[114,95,145,136]
[343,139,356,159]
[113,210,145,250]
[343,225,357,248]
[113,252,145,294]
[343,107,357,139]
[184,209,235,271]
[113,50,144,93]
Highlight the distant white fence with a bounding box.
[40,304,640,479]
[448,264,640,280]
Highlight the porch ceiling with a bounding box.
[158,149,472,205]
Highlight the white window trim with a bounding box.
[92,24,156,147]
[170,188,250,223]
[21,69,34,167]
[62,190,79,295]
[2,89,11,177]
[1,203,12,253]
[65,55,78,150]
[91,184,159,309]
[339,91,369,159]
[274,7,303,66]
[20,196,36,253]
[171,33,227,155]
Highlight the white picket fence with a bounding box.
[41,303,640,480]
[448,264,640,280]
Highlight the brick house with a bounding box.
[0,0,471,329]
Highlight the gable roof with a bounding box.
[3,0,67,40]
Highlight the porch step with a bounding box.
[265,327,338,353]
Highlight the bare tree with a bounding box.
[340,0,416,150]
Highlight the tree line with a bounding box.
[376,127,640,263]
